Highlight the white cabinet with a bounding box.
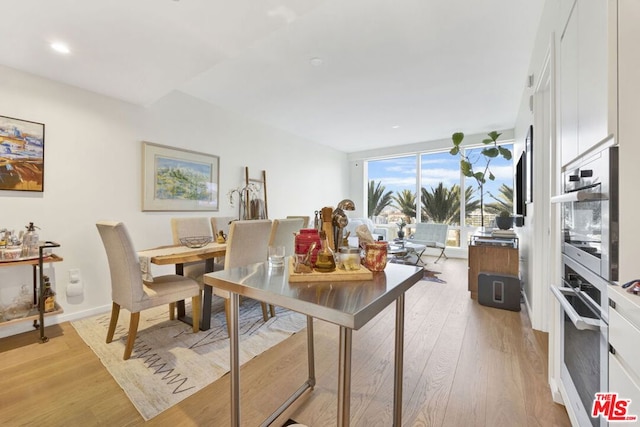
[560,5,578,165]
[560,0,576,29]
[608,286,640,416]
[577,0,609,154]
[560,0,610,166]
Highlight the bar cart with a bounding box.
[0,241,63,342]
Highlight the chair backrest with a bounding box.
[211,216,235,239]
[96,221,144,310]
[286,215,310,228]
[269,218,304,256]
[413,223,449,246]
[224,220,272,269]
[170,217,213,244]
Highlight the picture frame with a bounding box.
[0,115,45,192]
[525,125,533,203]
[142,141,219,211]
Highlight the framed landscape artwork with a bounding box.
[142,142,219,211]
[0,115,45,192]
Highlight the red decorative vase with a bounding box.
[295,229,322,266]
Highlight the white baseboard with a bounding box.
[548,377,565,405]
[0,304,111,339]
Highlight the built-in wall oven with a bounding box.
[551,254,609,427]
[559,143,619,281]
[551,138,618,426]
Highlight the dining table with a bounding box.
[203,260,423,427]
[138,242,226,330]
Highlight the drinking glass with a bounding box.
[268,245,285,267]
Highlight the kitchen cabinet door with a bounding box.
[577,0,609,153]
[560,4,578,166]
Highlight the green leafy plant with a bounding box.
[449,131,512,227]
[499,210,511,218]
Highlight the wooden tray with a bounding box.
[288,258,373,282]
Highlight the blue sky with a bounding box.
[368,145,514,201]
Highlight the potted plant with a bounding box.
[396,218,407,239]
[449,131,512,228]
[495,210,513,230]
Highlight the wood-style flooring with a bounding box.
[0,257,570,426]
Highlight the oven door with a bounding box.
[552,258,609,427]
[552,286,608,427]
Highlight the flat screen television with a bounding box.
[516,152,526,217]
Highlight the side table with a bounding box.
[388,240,426,266]
[468,234,518,300]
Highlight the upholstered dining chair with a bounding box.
[265,218,303,317]
[214,219,273,335]
[96,221,201,360]
[286,215,310,228]
[269,218,305,257]
[210,216,235,241]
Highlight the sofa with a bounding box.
[344,217,389,247]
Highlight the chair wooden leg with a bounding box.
[224,298,231,337]
[169,302,176,320]
[123,312,140,360]
[261,302,269,322]
[191,294,201,333]
[106,302,120,344]
[269,304,276,318]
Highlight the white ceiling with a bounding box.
[0,0,544,153]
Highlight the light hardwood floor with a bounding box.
[0,257,570,426]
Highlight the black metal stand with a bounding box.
[33,241,61,343]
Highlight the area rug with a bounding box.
[423,268,446,284]
[71,298,306,421]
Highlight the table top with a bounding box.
[203,260,423,330]
[138,242,226,265]
[389,240,427,250]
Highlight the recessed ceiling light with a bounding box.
[309,57,323,67]
[50,42,70,54]
[392,125,400,129]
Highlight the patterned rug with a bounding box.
[72,298,306,421]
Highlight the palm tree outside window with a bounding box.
[366,144,514,249]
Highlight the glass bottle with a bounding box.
[314,230,336,273]
[21,222,40,257]
[42,276,56,313]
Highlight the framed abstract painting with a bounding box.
[0,115,45,192]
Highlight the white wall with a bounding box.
[0,65,348,338]
[512,0,564,403]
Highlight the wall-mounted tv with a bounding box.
[516,152,526,217]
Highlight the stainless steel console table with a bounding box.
[203,261,423,427]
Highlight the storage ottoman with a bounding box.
[478,272,521,312]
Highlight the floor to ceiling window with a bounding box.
[367,155,416,225]
[367,143,514,249]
